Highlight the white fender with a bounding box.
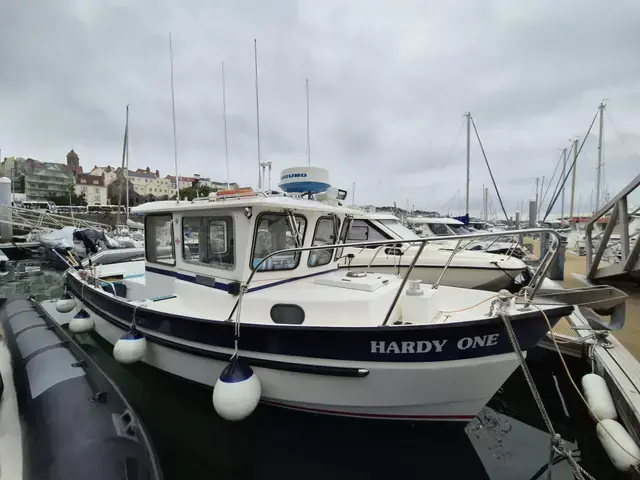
[597,419,640,472]
[582,373,617,421]
[213,358,261,421]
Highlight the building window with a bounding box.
[251,213,306,271]
[308,216,340,267]
[94,187,100,193]
[145,214,175,266]
[182,216,234,269]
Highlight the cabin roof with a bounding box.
[350,210,400,221]
[131,194,358,215]
[407,217,463,225]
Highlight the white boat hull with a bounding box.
[44,299,521,422]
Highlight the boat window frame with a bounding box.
[348,219,392,244]
[249,211,308,272]
[181,214,236,270]
[308,215,340,268]
[144,213,176,266]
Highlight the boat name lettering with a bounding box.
[370,334,499,354]
[281,173,308,180]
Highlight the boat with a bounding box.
[37,165,614,423]
[339,211,528,291]
[407,216,529,259]
[0,298,162,479]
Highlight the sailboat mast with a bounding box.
[306,78,311,166]
[465,112,471,217]
[169,33,180,201]
[125,107,130,223]
[221,61,230,189]
[569,138,579,223]
[560,147,567,225]
[116,104,129,228]
[254,39,262,190]
[595,101,605,210]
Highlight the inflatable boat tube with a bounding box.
[0,298,163,480]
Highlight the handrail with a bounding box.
[585,172,640,278]
[236,227,562,326]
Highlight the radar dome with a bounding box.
[279,166,330,194]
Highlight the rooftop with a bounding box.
[76,173,105,186]
[131,193,356,215]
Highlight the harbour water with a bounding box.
[0,260,626,479]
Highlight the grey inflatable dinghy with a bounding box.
[0,298,163,480]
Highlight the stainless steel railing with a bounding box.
[233,227,562,327]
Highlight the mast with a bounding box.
[254,39,262,190]
[169,33,180,201]
[221,61,230,189]
[465,112,471,217]
[125,106,130,223]
[538,175,546,217]
[560,147,567,225]
[306,78,311,166]
[595,101,606,210]
[116,104,129,228]
[569,138,578,223]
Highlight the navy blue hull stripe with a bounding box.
[67,274,572,364]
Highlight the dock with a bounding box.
[530,237,640,450]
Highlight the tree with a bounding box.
[172,184,218,201]
[46,187,87,206]
[18,175,25,194]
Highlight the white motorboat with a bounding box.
[407,217,529,259]
[44,167,594,422]
[114,224,145,249]
[339,212,527,291]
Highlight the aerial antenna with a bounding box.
[169,33,180,201]
[254,39,262,190]
[221,61,230,189]
[306,78,311,165]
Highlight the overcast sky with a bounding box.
[2,0,640,218]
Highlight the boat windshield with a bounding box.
[252,213,307,271]
[448,224,473,235]
[378,219,420,240]
[428,223,455,236]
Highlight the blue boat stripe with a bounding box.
[144,266,338,293]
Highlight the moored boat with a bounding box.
[0,298,162,480]
[42,166,600,423]
[339,211,527,291]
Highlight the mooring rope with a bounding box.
[496,292,592,480]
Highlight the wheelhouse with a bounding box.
[134,192,355,299]
[343,212,419,246]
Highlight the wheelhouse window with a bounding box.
[251,213,307,271]
[308,216,340,267]
[347,219,390,244]
[145,214,175,265]
[183,216,235,270]
[448,224,472,235]
[378,219,420,240]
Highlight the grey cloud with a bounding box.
[1,0,640,216]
